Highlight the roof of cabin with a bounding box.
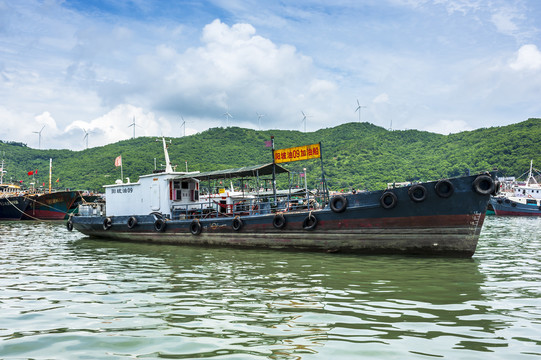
[177,163,289,180]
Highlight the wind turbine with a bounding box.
[128,116,141,139]
[256,112,265,130]
[223,110,233,127]
[301,111,311,133]
[180,115,188,137]
[82,128,90,149]
[33,125,45,149]
[355,99,366,123]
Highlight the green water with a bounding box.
[1,217,540,359]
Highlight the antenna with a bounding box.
[355,99,366,122]
[33,125,45,149]
[256,112,265,130]
[223,110,233,127]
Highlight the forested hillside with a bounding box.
[1,118,539,192]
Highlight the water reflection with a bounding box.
[1,218,540,359]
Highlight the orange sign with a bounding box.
[274,143,321,164]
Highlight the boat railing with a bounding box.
[170,195,324,221]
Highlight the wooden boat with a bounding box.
[69,138,498,257]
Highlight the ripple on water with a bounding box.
[1,217,541,358]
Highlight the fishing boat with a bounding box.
[0,184,31,220]
[0,159,31,220]
[490,160,541,216]
[69,138,498,257]
[20,158,79,220]
[22,190,79,220]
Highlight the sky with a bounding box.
[1,0,540,150]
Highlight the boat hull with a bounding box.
[71,174,494,257]
[23,191,79,220]
[0,196,31,220]
[490,197,541,216]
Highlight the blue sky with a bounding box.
[1,0,540,150]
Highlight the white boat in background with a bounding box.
[490,160,541,216]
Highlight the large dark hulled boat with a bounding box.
[69,139,497,257]
[0,184,31,220]
[23,190,79,220]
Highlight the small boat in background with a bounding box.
[0,184,31,220]
[490,160,541,216]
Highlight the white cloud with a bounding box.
[509,44,541,71]
[373,93,390,104]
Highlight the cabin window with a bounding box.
[173,181,181,189]
[182,181,189,189]
[526,199,536,205]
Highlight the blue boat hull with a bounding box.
[490,197,541,216]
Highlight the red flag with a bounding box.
[35,169,38,175]
[28,171,34,176]
[56,178,60,182]
[264,140,272,147]
[115,155,122,167]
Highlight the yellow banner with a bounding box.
[274,143,321,164]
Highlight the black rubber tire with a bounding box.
[273,214,286,229]
[435,179,454,198]
[302,214,318,230]
[103,217,112,230]
[330,195,348,213]
[232,217,243,231]
[66,220,73,231]
[408,184,427,203]
[473,175,495,195]
[154,218,166,232]
[380,192,398,209]
[190,220,202,235]
[127,216,137,229]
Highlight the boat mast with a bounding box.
[526,159,538,186]
[49,158,52,193]
[162,137,173,173]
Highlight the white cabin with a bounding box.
[104,171,201,217]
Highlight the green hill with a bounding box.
[1,118,539,192]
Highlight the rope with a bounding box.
[3,196,44,222]
[22,190,82,220]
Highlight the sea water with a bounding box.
[0,216,540,359]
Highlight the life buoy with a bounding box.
[232,217,243,231]
[190,220,202,235]
[103,217,112,230]
[330,195,348,213]
[473,175,495,195]
[408,184,427,202]
[435,180,454,198]
[66,220,73,231]
[380,192,398,209]
[273,213,286,229]
[127,216,137,229]
[302,214,318,230]
[154,218,166,232]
